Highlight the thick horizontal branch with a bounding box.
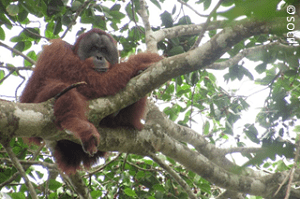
[2,98,300,197]
[128,18,290,102]
[1,18,290,135]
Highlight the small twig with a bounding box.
[221,147,264,155]
[0,65,33,71]
[130,0,144,34]
[177,0,209,17]
[0,41,36,65]
[122,153,128,171]
[54,81,87,100]
[0,64,33,100]
[15,70,26,100]
[273,141,299,199]
[126,161,163,172]
[148,152,197,199]
[66,172,93,199]
[0,158,56,168]
[206,41,280,70]
[61,0,94,39]
[284,140,300,199]
[0,65,32,85]
[190,0,224,50]
[273,170,290,197]
[189,84,196,128]
[18,23,48,41]
[1,141,38,199]
[0,143,46,188]
[285,168,295,199]
[137,0,157,53]
[0,69,15,84]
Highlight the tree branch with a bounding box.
[60,0,94,39]
[190,0,224,50]
[206,41,282,70]
[152,21,227,42]
[148,152,197,199]
[1,141,38,199]
[67,172,92,199]
[177,0,209,17]
[0,143,45,188]
[0,41,36,65]
[137,0,158,52]
[0,16,297,198]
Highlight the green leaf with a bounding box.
[293,125,300,132]
[109,11,125,23]
[124,188,137,197]
[110,4,121,11]
[168,46,184,56]
[91,190,102,198]
[199,183,211,193]
[166,156,176,165]
[150,0,161,9]
[255,62,267,74]
[244,124,260,144]
[80,12,94,24]
[6,4,19,16]
[286,55,299,69]
[0,70,5,85]
[93,15,107,30]
[177,84,191,96]
[275,160,289,172]
[110,22,118,31]
[8,192,26,199]
[125,2,138,21]
[71,1,82,11]
[0,27,5,40]
[13,42,25,53]
[191,71,200,85]
[160,11,173,28]
[284,70,298,77]
[203,0,212,11]
[45,22,55,39]
[0,13,12,28]
[237,0,278,20]
[23,28,40,40]
[136,171,145,178]
[242,67,254,80]
[10,34,25,42]
[24,50,36,67]
[53,18,62,35]
[221,0,234,7]
[172,5,176,14]
[18,8,29,22]
[176,16,192,25]
[62,14,73,26]
[203,121,210,135]
[152,184,165,192]
[143,159,153,165]
[48,179,62,190]
[196,0,206,3]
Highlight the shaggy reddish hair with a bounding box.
[20,29,162,174]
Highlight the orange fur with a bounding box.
[20,29,162,174]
